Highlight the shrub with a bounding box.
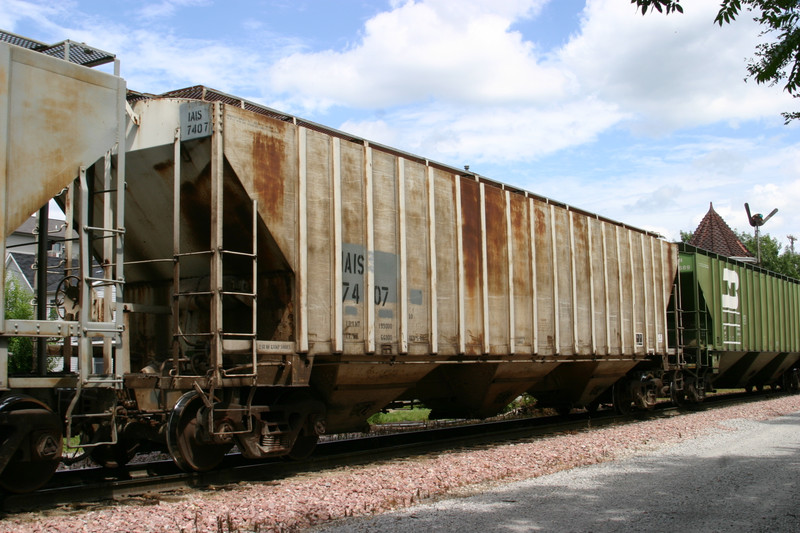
[4,277,34,373]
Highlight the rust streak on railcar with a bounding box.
[251,131,286,220]
[533,200,555,354]
[152,159,172,177]
[571,213,592,354]
[510,193,532,355]
[484,185,509,354]
[459,177,483,353]
[534,205,547,238]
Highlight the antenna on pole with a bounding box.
[745,203,778,265]
[789,235,797,254]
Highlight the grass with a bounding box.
[368,407,431,424]
[367,394,538,425]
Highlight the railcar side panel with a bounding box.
[533,201,555,355]
[371,149,400,350]
[588,218,606,354]
[339,138,366,354]
[403,159,431,356]
[485,184,511,355]
[433,168,458,354]
[306,129,333,355]
[510,193,533,354]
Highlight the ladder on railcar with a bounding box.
[170,114,259,383]
[667,281,685,370]
[678,265,711,375]
[64,152,127,445]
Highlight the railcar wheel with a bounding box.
[612,381,634,415]
[670,382,686,406]
[555,403,572,416]
[287,434,320,460]
[783,371,800,393]
[686,380,706,403]
[167,391,232,472]
[0,395,62,493]
[283,390,325,460]
[85,425,138,469]
[634,385,657,410]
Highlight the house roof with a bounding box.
[689,203,752,258]
[12,216,74,240]
[5,253,33,292]
[9,253,66,292]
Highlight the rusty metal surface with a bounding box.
[1,41,124,237]
[484,184,509,354]
[510,193,533,352]
[128,90,679,359]
[459,178,483,354]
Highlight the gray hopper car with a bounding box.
[123,86,679,424]
[0,34,679,492]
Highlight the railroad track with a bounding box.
[0,389,777,513]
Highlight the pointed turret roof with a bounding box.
[689,203,752,258]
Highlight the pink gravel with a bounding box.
[4,395,800,532]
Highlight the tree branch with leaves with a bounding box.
[632,0,800,123]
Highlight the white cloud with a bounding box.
[0,1,284,96]
[269,0,797,164]
[0,0,74,39]
[118,30,269,94]
[9,0,793,157]
[138,0,212,20]
[505,132,800,244]
[560,0,793,134]
[342,96,626,164]
[269,0,565,111]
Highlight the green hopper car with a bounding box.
[674,243,800,395]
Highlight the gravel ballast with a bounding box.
[4,395,800,532]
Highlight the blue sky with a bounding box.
[3,0,799,245]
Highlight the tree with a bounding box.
[735,229,800,277]
[4,277,34,373]
[737,229,784,269]
[632,0,800,123]
[777,248,800,277]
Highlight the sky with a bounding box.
[3,0,799,247]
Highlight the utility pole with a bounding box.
[789,235,797,254]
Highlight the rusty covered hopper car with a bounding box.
[122,86,679,430]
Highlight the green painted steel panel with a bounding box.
[679,253,694,273]
[682,248,800,353]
